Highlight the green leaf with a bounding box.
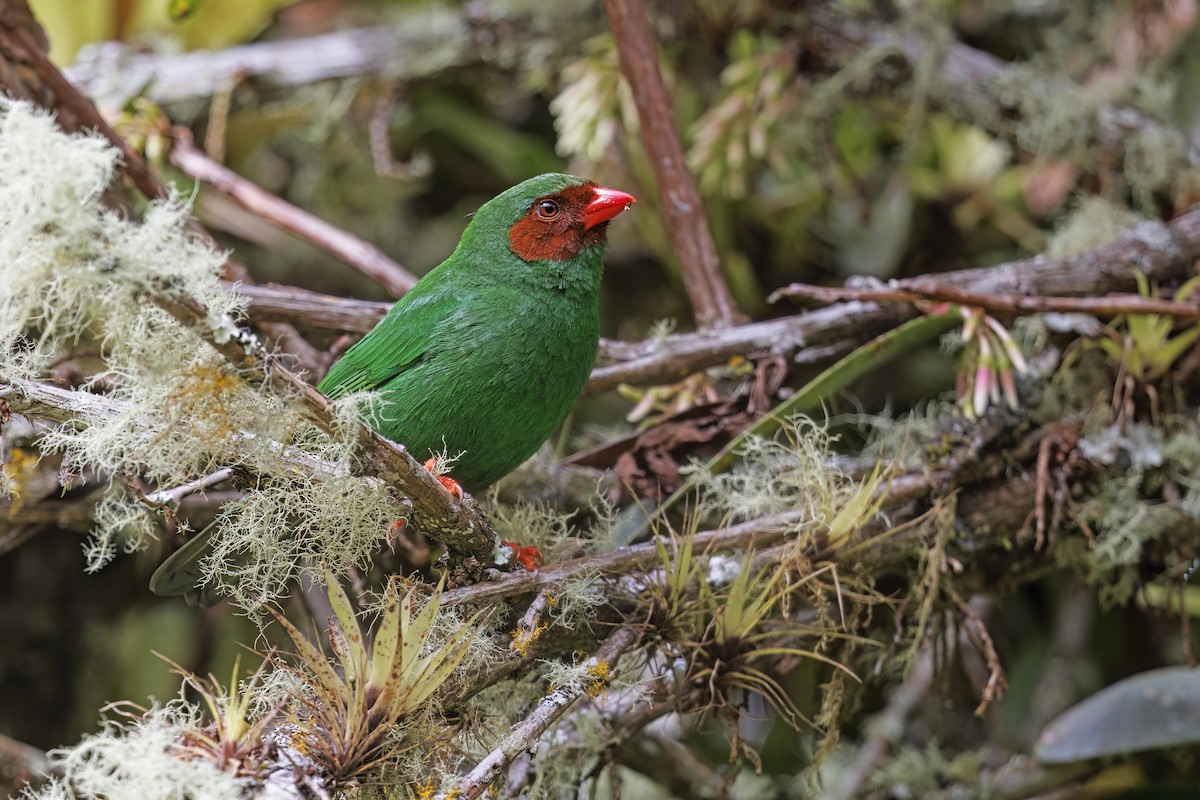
[368,578,403,690]
[1036,666,1200,764]
[269,609,343,699]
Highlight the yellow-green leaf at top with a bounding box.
[30,0,295,64]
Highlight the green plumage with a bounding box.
[151,173,621,599]
[317,173,605,491]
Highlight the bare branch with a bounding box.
[604,0,742,330]
[230,283,390,333]
[587,303,905,394]
[144,468,237,508]
[63,9,466,107]
[771,283,1200,320]
[172,131,418,297]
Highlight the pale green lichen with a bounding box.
[1123,125,1190,212]
[20,704,246,800]
[685,417,883,546]
[0,101,240,381]
[205,475,403,612]
[0,100,408,613]
[1045,196,1144,258]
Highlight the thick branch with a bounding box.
[772,283,1200,320]
[587,302,904,394]
[440,509,806,608]
[604,0,742,330]
[63,9,466,107]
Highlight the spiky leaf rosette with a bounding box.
[269,567,484,781]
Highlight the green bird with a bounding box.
[150,173,635,597]
[316,173,635,490]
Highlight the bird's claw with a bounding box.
[502,540,543,572]
[385,518,409,553]
[423,457,463,500]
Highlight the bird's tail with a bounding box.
[149,518,224,606]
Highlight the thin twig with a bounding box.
[833,645,936,800]
[144,467,236,509]
[603,0,742,330]
[439,626,641,799]
[171,130,417,297]
[950,592,1007,716]
[510,588,557,656]
[0,490,241,528]
[771,282,1200,320]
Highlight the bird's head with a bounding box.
[467,173,636,264]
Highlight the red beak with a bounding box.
[582,186,636,230]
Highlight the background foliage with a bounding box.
[3,0,1200,798]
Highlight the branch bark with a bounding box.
[772,282,1200,320]
[63,9,467,107]
[439,626,641,799]
[604,0,742,330]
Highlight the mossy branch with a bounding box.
[438,625,641,800]
[0,5,507,568]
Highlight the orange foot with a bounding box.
[423,457,463,500]
[502,540,543,572]
[385,517,409,553]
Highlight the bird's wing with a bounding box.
[317,289,458,399]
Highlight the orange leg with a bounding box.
[423,457,463,500]
[502,540,543,572]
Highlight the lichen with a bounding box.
[0,100,429,613]
[20,703,246,800]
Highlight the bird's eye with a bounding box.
[536,199,560,219]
